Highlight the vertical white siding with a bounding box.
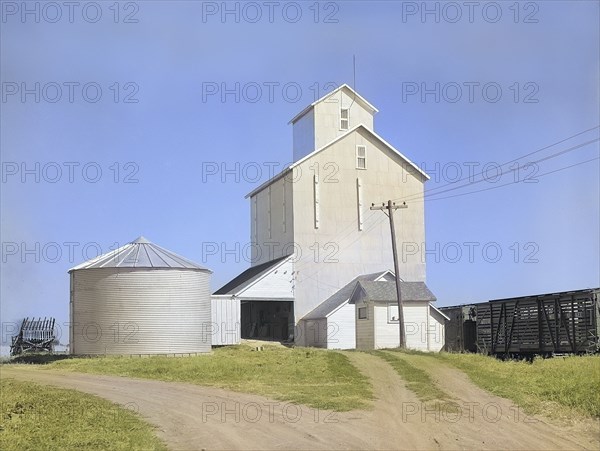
[372,302,430,350]
[312,88,375,150]
[251,176,294,266]
[428,307,446,352]
[374,303,399,349]
[327,302,356,349]
[241,258,294,299]
[404,303,429,351]
[211,296,241,345]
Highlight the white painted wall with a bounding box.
[241,258,294,299]
[327,302,356,349]
[292,128,427,321]
[410,303,429,351]
[374,302,400,349]
[249,87,427,345]
[428,307,446,352]
[312,89,375,152]
[293,108,315,161]
[302,302,355,349]
[292,87,375,161]
[251,176,294,266]
[356,301,445,351]
[375,302,430,350]
[211,296,241,346]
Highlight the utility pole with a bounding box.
[371,200,408,348]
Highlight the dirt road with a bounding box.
[3,354,599,450]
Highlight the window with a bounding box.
[358,307,367,319]
[356,178,363,231]
[313,174,320,229]
[282,179,287,233]
[340,108,349,130]
[388,304,399,323]
[267,186,272,239]
[252,196,257,243]
[356,145,367,169]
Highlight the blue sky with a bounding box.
[1,1,599,348]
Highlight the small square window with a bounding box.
[356,145,366,169]
[388,304,399,323]
[340,108,349,130]
[358,307,367,319]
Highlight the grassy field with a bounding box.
[0,378,166,451]
[434,352,600,419]
[37,345,373,411]
[381,348,600,420]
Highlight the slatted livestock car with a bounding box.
[441,288,600,357]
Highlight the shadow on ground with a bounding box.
[6,354,77,365]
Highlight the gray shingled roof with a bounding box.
[353,281,436,302]
[302,271,392,320]
[213,255,290,295]
[69,236,210,271]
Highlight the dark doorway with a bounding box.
[241,301,294,341]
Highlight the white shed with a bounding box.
[211,295,241,346]
[213,255,295,341]
[301,271,394,349]
[69,236,212,355]
[351,280,448,351]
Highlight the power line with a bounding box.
[292,136,599,276]
[296,154,599,296]
[425,156,600,202]
[393,126,600,204]
[258,129,599,290]
[296,129,598,274]
[403,137,599,203]
[296,147,599,283]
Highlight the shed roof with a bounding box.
[69,236,210,272]
[351,281,437,303]
[302,271,393,320]
[213,255,290,295]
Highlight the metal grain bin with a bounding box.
[69,236,212,355]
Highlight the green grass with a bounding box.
[434,352,600,419]
[373,350,452,402]
[35,346,373,411]
[0,378,166,451]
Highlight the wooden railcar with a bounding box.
[440,305,477,353]
[441,288,600,357]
